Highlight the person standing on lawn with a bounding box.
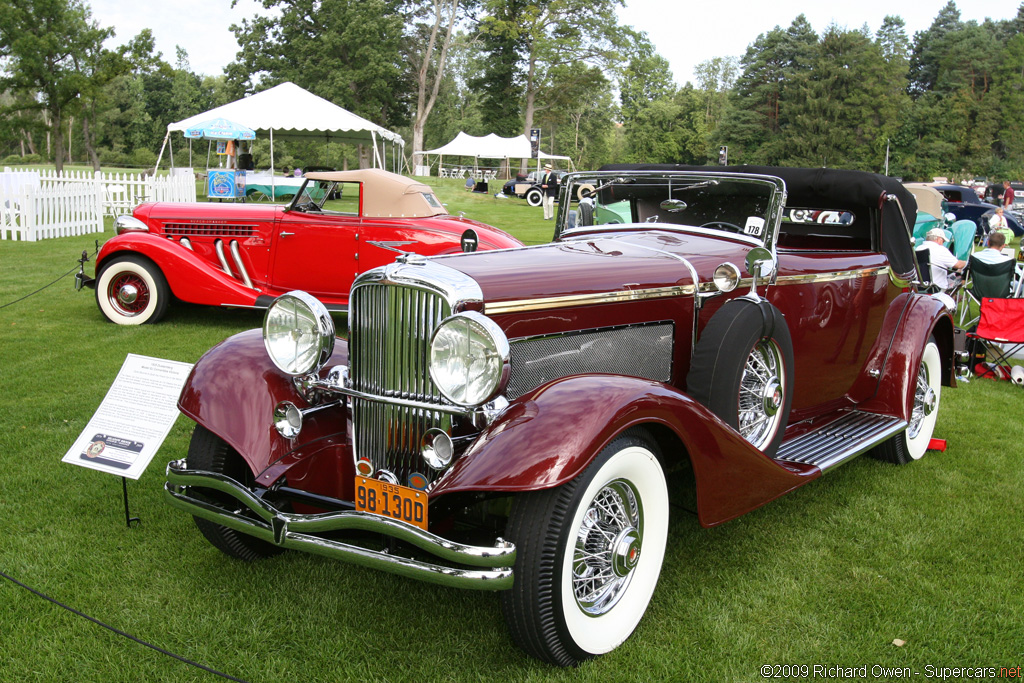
[1003,181,1015,210]
[541,163,559,220]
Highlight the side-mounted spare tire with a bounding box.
[687,298,794,458]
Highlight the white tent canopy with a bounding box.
[418,131,572,176]
[157,82,405,173]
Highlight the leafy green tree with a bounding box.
[228,0,408,127]
[715,15,817,164]
[624,86,706,164]
[995,32,1024,174]
[617,29,675,124]
[909,1,962,97]
[474,0,626,145]
[777,26,895,170]
[406,0,472,169]
[0,0,113,172]
[533,63,615,168]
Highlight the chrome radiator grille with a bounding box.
[349,283,451,488]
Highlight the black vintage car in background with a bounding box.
[941,183,1024,236]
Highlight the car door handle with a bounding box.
[279,231,294,238]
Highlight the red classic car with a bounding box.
[76,169,522,324]
[164,165,964,665]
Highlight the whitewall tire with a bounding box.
[873,339,942,464]
[95,255,170,325]
[501,430,669,666]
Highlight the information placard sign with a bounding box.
[63,354,194,480]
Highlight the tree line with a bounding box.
[2,0,1023,181]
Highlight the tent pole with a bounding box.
[270,128,276,200]
[153,130,171,173]
[371,132,381,169]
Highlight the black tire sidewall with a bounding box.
[186,425,284,560]
[687,299,794,457]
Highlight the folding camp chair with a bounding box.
[915,245,961,295]
[959,254,1015,327]
[966,297,1024,379]
[949,220,977,262]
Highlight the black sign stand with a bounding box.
[121,477,140,528]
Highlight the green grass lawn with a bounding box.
[1,193,1023,682]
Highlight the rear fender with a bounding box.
[858,293,955,421]
[177,329,351,485]
[432,374,820,527]
[97,234,260,307]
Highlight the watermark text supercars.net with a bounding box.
[760,664,1022,679]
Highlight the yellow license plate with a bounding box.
[355,477,428,530]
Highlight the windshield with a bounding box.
[561,172,785,245]
[289,179,360,215]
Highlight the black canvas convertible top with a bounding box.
[598,164,918,279]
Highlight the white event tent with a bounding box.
[418,132,573,177]
[157,82,405,175]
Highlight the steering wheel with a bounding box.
[700,221,743,233]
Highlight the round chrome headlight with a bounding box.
[429,312,509,406]
[263,291,335,376]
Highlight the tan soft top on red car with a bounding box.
[304,168,448,218]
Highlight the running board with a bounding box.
[774,411,907,472]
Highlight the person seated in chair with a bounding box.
[987,207,1014,246]
[974,229,1013,264]
[919,227,966,290]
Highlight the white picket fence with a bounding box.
[0,168,197,241]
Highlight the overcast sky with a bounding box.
[89,0,1024,85]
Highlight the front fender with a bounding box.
[432,374,820,527]
[177,329,350,484]
[859,292,954,421]
[97,234,260,307]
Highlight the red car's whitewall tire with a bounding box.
[95,255,170,325]
[502,430,669,666]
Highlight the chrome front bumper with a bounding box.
[164,460,515,590]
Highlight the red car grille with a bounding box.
[162,223,257,237]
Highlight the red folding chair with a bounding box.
[966,297,1024,378]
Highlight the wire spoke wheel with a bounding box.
[737,339,785,450]
[501,431,668,666]
[871,338,942,465]
[106,272,151,316]
[571,479,642,616]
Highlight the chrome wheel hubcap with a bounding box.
[117,283,139,305]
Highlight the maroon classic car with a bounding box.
[164,165,963,665]
[75,169,521,324]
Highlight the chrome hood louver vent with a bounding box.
[163,223,257,238]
